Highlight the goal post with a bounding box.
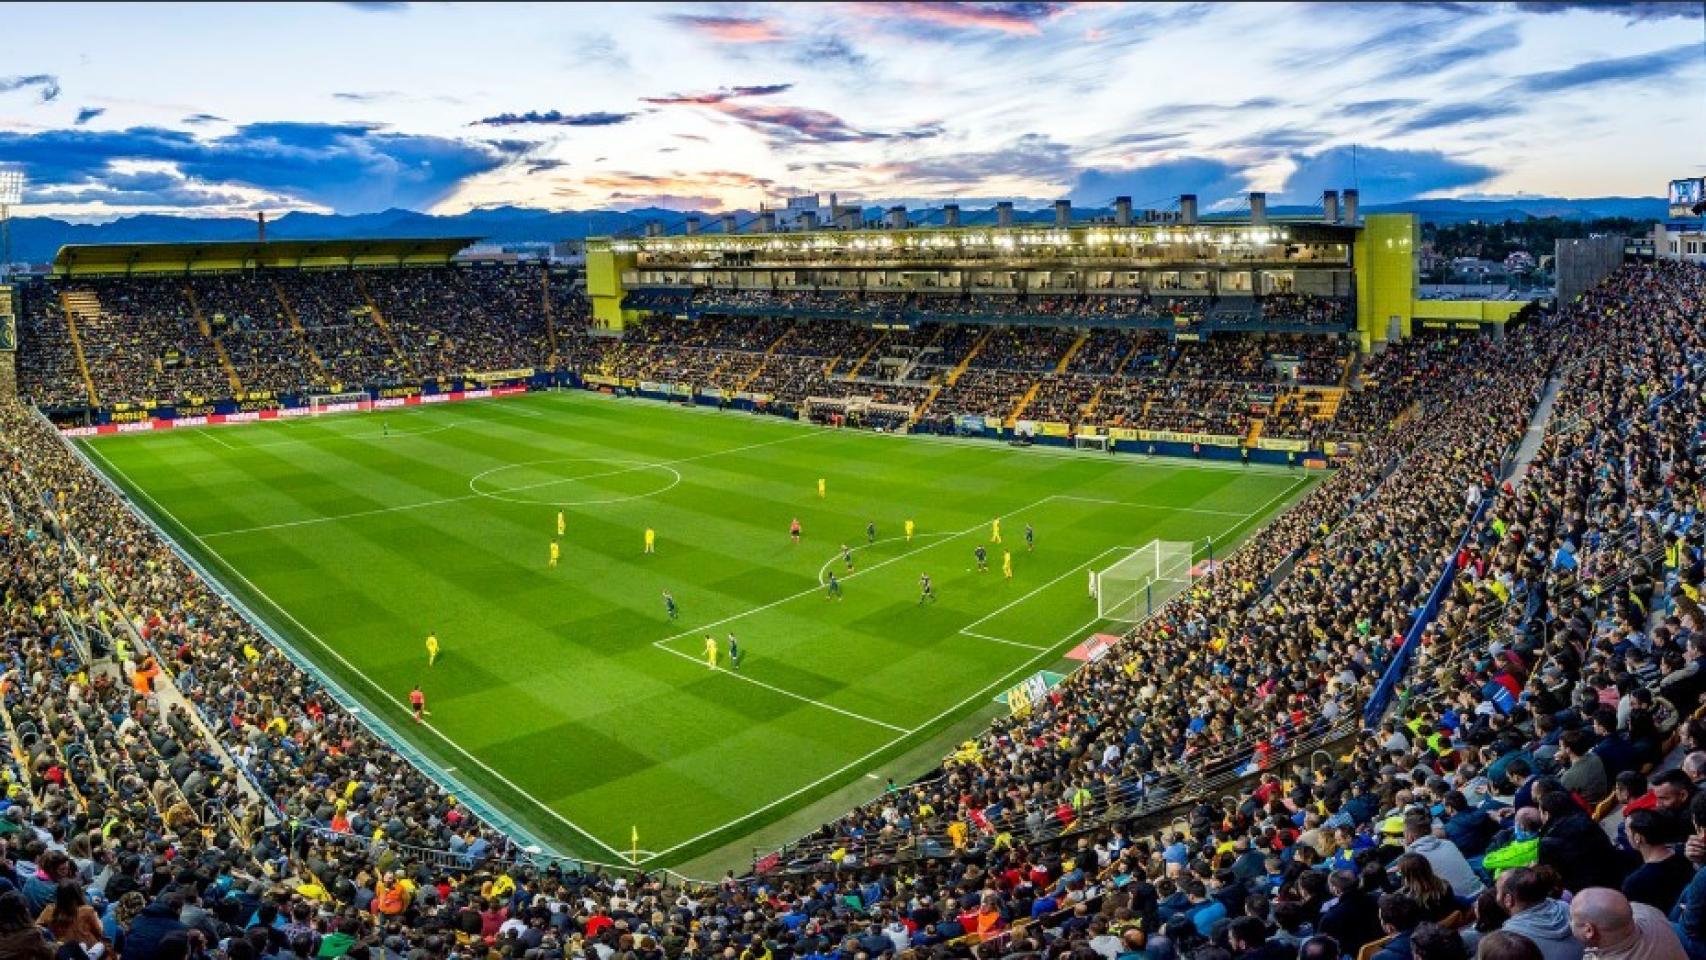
[307,391,372,415]
[1074,433,1109,452]
[1094,540,1195,622]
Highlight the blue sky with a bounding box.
[0,1,1700,221]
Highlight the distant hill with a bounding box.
[2,196,1664,266]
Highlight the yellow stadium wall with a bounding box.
[1409,299,1532,326]
[585,247,635,331]
[1353,213,1418,351]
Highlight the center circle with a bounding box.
[468,457,682,507]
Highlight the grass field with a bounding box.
[77,390,1316,869]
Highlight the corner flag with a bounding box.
[631,825,639,863]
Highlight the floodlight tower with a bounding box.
[0,169,23,275]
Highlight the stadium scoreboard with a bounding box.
[1670,178,1704,218]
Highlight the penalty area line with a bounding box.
[638,609,1109,865]
[651,641,911,734]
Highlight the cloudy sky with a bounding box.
[1,1,1700,221]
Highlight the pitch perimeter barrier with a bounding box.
[40,370,570,429]
[57,382,538,436]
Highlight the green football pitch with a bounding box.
[77,391,1316,869]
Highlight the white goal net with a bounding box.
[1094,540,1195,622]
[1074,434,1109,452]
[308,391,372,415]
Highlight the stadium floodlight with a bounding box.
[0,168,23,272]
[0,169,22,207]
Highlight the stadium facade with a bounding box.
[587,194,1529,352]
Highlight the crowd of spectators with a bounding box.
[0,263,1700,960]
[16,266,575,410]
[17,281,230,408]
[681,290,1351,333]
[590,314,1355,439]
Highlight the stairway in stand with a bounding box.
[1005,378,1043,427]
[182,284,244,394]
[59,290,101,407]
[354,275,416,379]
[540,267,559,361]
[1053,328,1090,374]
[268,278,328,379]
[943,327,992,387]
[736,324,798,392]
[840,330,886,379]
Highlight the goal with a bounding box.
[1094,540,1195,622]
[1074,434,1109,452]
[307,391,372,416]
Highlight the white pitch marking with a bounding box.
[198,429,818,538]
[957,545,1131,636]
[814,532,956,586]
[956,630,1050,651]
[78,440,633,861]
[634,483,1310,862]
[637,610,1110,863]
[653,495,1061,647]
[652,643,910,734]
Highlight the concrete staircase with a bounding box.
[182,284,244,394]
[1338,350,1365,390]
[1081,382,1107,422]
[1006,378,1044,426]
[354,276,416,379]
[268,278,327,377]
[59,290,101,406]
[1309,387,1346,420]
[944,327,992,387]
[1053,329,1090,374]
[841,331,885,379]
[540,268,559,360]
[908,383,945,428]
[735,325,797,392]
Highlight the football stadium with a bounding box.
[0,4,1703,960]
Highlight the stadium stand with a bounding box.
[0,260,1701,960]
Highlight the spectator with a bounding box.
[1478,931,1546,960]
[0,892,50,960]
[1621,810,1693,912]
[1566,887,1686,960]
[1496,869,1583,960]
[1406,808,1487,898]
[1540,789,1633,893]
[34,882,101,949]
[1372,894,1425,960]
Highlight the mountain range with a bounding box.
[2,196,1666,266]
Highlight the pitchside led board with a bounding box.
[1671,178,1705,218]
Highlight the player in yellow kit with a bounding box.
[1002,550,1013,580]
[425,632,439,666]
[818,477,826,499]
[557,510,565,536]
[905,519,915,542]
[644,528,655,554]
[703,634,719,669]
[549,540,559,568]
[991,518,1002,543]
